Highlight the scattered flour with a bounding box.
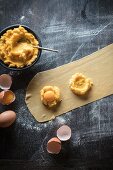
[20,15,25,21]
[56,116,67,124]
[28,9,34,15]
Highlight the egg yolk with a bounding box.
[43,91,55,102]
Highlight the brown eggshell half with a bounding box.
[47,137,61,154]
[0,90,16,105]
[0,110,16,128]
[0,74,12,90]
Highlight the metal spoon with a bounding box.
[33,46,59,53]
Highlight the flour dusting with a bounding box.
[28,9,34,15]
[56,116,67,124]
[20,15,25,21]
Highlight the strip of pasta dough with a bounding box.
[25,44,113,122]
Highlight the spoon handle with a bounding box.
[33,46,59,53]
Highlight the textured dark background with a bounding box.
[0,0,113,169]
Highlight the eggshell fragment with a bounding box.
[0,91,5,103]
[57,125,71,141]
[0,110,16,127]
[47,137,61,154]
[0,90,15,105]
[0,74,12,90]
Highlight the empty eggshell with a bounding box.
[0,110,16,128]
[47,137,61,154]
[0,74,12,90]
[0,90,15,105]
[57,125,71,141]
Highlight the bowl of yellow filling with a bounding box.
[0,25,42,71]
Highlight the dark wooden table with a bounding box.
[0,0,113,169]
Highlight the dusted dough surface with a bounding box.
[25,44,113,122]
[0,26,39,68]
[40,86,61,107]
[69,73,93,95]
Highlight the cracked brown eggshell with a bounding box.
[47,137,61,154]
[0,90,15,105]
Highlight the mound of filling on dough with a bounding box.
[69,73,93,95]
[0,26,39,68]
[40,86,61,107]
